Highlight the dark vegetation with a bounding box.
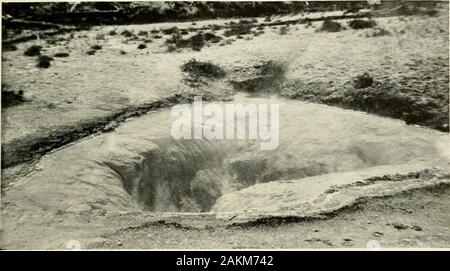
[318,20,342,32]
[1,1,373,25]
[36,55,53,68]
[224,20,253,37]
[24,45,42,56]
[348,19,377,29]
[90,44,102,50]
[121,30,133,37]
[2,43,18,52]
[137,30,148,36]
[354,72,374,89]
[54,52,69,57]
[166,31,222,52]
[137,43,147,49]
[1,84,25,108]
[181,58,226,86]
[279,26,289,35]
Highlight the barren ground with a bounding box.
[1,9,449,249]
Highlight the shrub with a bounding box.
[86,50,96,55]
[91,44,102,50]
[3,43,17,52]
[96,33,105,40]
[24,45,42,56]
[166,44,177,52]
[166,32,222,52]
[279,26,289,35]
[348,19,377,29]
[181,58,226,80]
[354,72,374,89]
[319,20,342,32]
[54,52,70,57]
[36,55,54,68]
[137,30,148,36]
[1,84,25,108]
[137,43,147,49]
[224,21,252,37]
[109,30,117,35]
[211,24,222,31]
[121,30,133,37]
[190,33,205,51]
[120,50,127,55]
[162,27,179,35]
[202,32,222,43]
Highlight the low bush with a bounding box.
[91,44,102,50]
[1,84,25,108]
[348,19,377,30]
[36,55,54,68]
[354,72,374,89]
[24,45,42,56]
[181,58,226,86]
[318,20,342,32]
[54,52,70,57]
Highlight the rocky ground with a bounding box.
[1,7,449,249]
[100,184,450,249]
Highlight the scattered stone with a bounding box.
[411,226,423,231]
[373,231,384,237]
[392,222,408,230]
